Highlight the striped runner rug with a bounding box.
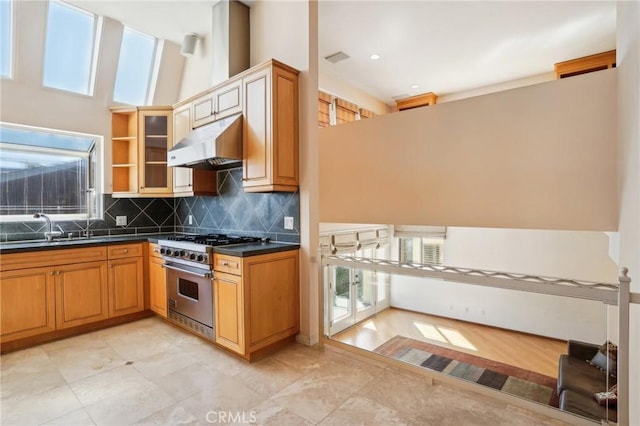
[374,335,559,407]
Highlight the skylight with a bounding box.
[113,27,159,106]
[0,0,12,78]
[43,0,99,95]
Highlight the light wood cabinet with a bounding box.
[110,106,173,197]
[172,102,218,197]
[242,60,299,192]
[0,267,56,342]
[396,92,438,111]
[554,50,616,79]
[192,78,243,128]
[148,243,167,317]
[213,249,299,360]
[108,244,144,318]
[56,261,109,329]
[214,271,244,353]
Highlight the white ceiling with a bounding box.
[71,0,617,105]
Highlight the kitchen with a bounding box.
[1,0,639,425]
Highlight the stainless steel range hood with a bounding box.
[167,113,242,169]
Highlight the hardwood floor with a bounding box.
[332,308,566,378]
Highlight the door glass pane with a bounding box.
[355,269,375,314]
[145,163,167,188]
[143,115,167,188]
[332,266,351,321]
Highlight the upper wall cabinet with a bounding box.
[242,60,299,193]
[172,102,218,197]
[554,50,616,79]
[395,92,438,111]
[110,106,173,197]
[192,78,243,128]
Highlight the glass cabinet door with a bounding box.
[139,110,172,194]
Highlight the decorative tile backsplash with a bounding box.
[0,167,300,243]
[175,168,300,243]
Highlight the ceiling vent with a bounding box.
[325,51,350,64]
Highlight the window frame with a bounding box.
[0,122,104,223]
[0,0,14,79]
[42,0,102,96]
[398,236,445,265]
[112,26,161,106]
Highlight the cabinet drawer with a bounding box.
[107,243,143,259]
[0,246,107,272]
[213,254,242,275]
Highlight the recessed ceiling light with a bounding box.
[411,84,420,89]
[369,54,380,60]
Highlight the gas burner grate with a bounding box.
[166,234,263,246]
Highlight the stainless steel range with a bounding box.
[157,234,263,340]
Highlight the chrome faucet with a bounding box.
[33,213,62,241]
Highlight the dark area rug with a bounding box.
[374,335,559,408]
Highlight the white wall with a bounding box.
[178,32,213,100]
[616,2,640,424]
[0,1,184,193]
[390,228,617,342]
[319,69,618,231]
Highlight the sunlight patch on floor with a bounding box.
[363,320,377,331]
[413,321,477,351]
[413,322,447,343]
[438,326,477,351]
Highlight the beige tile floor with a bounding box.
[0,317,570,426]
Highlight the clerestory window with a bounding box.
[113,27,161,106]
[43,0,101,95]
[0,123,103,221]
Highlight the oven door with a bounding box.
[165,262,214,328]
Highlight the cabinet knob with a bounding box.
[50,271,55,276]
[222,261,229,266]
[123,249,128,253]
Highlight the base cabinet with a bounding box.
[1,244,144,348]
[0,267,56,341]
[213,249,299,360]
[214,272,244,353]
[56,261,109,329]
[148,243,167,317]
[108,244,144,318]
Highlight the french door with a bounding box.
[327,247,389,336]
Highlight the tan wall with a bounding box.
[250,0,320,345]
[616,2,640,424]
[319,69,618,231]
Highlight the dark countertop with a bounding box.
[0,234,299,257]
[213,242,299,257]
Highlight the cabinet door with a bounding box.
[0,267,56,342]
[245,251,299,350]
[56,261,109,329]
[214,272,244,354]
[214,79,242,120]
[108,257,144,318]
[192,92,216,128]
[173,103,193,193]
[242,67,272,189]
[139,110,173,194]
[149,256,167,317]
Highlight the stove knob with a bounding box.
[179,250,186,257]
[196,254,204,262]
[160,248,166,255]
[189,253,196,260]
[165,249,172,256]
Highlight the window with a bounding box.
[113,27,160,105]
[43,1,100,95]
[0,123,102,221]
[399,237,444,265]
[0,0,12,78]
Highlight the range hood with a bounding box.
[167,113,243,169]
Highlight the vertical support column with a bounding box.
[618,267,631,426]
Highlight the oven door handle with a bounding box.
[162,263,212,278]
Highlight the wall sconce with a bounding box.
[181,33,199,56]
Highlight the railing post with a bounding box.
[617,267,631,426]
